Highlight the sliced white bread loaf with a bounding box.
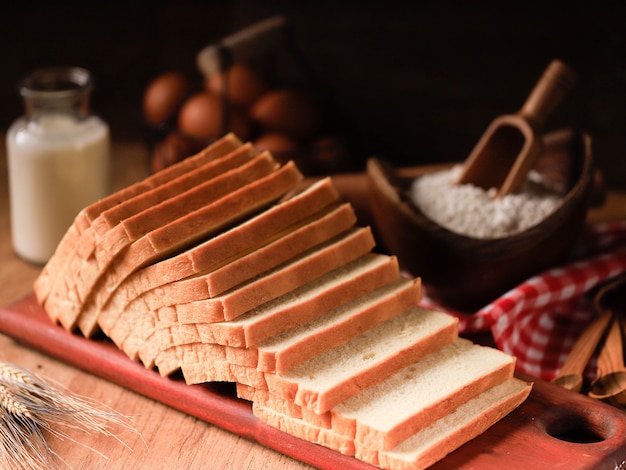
[97,177,342,353]
[264,306,459,415]
[35,133,531,470]
[75,161,303,336]
[34,132,242,307]
[102,202,356,357]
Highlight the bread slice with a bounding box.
[264,307,459,415]
[33,132,242,307]
[73,161,303,336]
[144,253,402,375]
[331,338,515,451]
[97,177,341,352]
[252,378,532,469]
[374,378,532,469]
[256,276,422,374]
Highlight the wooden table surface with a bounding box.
[0,138,624,470]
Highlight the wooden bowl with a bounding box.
[367,129,595,312]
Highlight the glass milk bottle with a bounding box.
[6,67,110,264]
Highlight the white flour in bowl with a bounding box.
[409,165,565,239]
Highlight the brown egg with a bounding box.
[254,132,300,154]
[206,63,268,110]
[254,132,300,164]
[250,89,321,140]
[143,72,192,126]
[177,91,250,141]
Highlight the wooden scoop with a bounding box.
[588,317,626,407]
[587,274,626,406]
[552,310,612,393]
[456,59,578,197]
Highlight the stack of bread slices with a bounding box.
[34,133,531,470]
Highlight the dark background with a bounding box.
[1,0,625,187]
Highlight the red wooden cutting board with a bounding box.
[1,293,626,470]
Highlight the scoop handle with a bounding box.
[595,317,626,377]
[519,59,578,130]
[197,16,287,76]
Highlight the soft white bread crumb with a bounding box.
[265,306,458,414]
[332,338,515,450]
[377,378,532,470]
[257,276,421,373]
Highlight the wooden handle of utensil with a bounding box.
[519,59,578,130]
[596,317,626,377]
[197,16,287,76]
[555,311,612,378]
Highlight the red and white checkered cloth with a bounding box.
[419,220,626,381]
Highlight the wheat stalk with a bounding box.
[0,360,141,470]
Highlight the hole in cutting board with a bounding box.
[539,405,616,444]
